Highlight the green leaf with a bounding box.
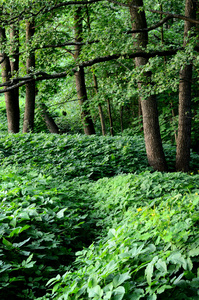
[2,238,13,249]
[10,218,17,227]
[186,256,193,271]
[108,228,116,238]
[104,283,114,293]
[145,256,158,286]
[52,283,60,294]
[0,262,12,273]
[156,284,172,294]
[112,272,131,288]
[155,259,167,274]
[47,274,61,287]
[103,291,112,300]
[167,252,187,269]
[88,275,98,288]
[173,273,184,285]
[13,237,31,248]
[189,247,199,257]
[88,285,103,298]
[26,253,34,263]
[148,294,157,300]
[18,212,30,221]
[9,225,30,237]
[9,227,21,237]
[57,208,67,218]
[112,286,125,300]
[130,289,144,300]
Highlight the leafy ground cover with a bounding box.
[0,133,151,180]
[0,134,199,299]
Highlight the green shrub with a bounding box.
[0,134,151,180]
[0,171,97,299]
[0,134,198,299]
[45,172,199,300]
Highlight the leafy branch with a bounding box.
[126,16,173,34]
[108,0,199,25]
[0,48,182,93]
[0,0,104,25]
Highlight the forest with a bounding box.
[0,0,199,299]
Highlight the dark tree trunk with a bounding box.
[23,20,36,133]
[41,103,60,134]
[129,0,168,171]
[98,103,106,135]
[0,27,20,133]
[170,101,177,143]
[176,0,197,172]
[75,66,96,135]
[93,71,106,135]
[107,98,114,136]
[10,24,20,125]
[74,7,95,135]
[120,105,124,133]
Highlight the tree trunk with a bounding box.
[0,27,20,133]
[176,0,197,172]
[120,105,124,133]
[129,0,168,171]
[10,24,20,128]
[23,20,36,133]
[93,71,106,135]
[170,101,177,143]
[107,98,114,136]
[75,66,96,135]
[40,103,60,134]
[74,7,95,135]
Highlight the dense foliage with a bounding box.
[0,0,199,144]
[0,133,199,299]
[0,133,150,180]
[1,0,199,173]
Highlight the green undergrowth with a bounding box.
[49,192,199,300]
[0,133,198,176]
[42,172,199,300]
[0,133,198,299]
[0,171,97,299]
[0,133,151,180]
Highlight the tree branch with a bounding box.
[34,40,99,51]
[0,0,104,25]
[47,0,104,12]
[79,48,181,67]
[108,0,199,25]
[0,48,182,93]
[126,16,173,34]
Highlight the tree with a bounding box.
[0,0,199,173]
[176,0,197,171]
[92,70,106,135]
[0,26,20,133]
[74,7,95,135]
[23,19,36,133]
[129,0,168,171]
[10,23,20,130]
[40,103,60,133]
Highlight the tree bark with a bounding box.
[107,98,114,136]
[93,71,106,135]
[23,20,36,133]
[40,103,60,133]
[0,27,20,133]
[74,7,95,135]
[10,24,20,125]
[129,0,168,171]
[120,105,124,133]
[176,0,197,172]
